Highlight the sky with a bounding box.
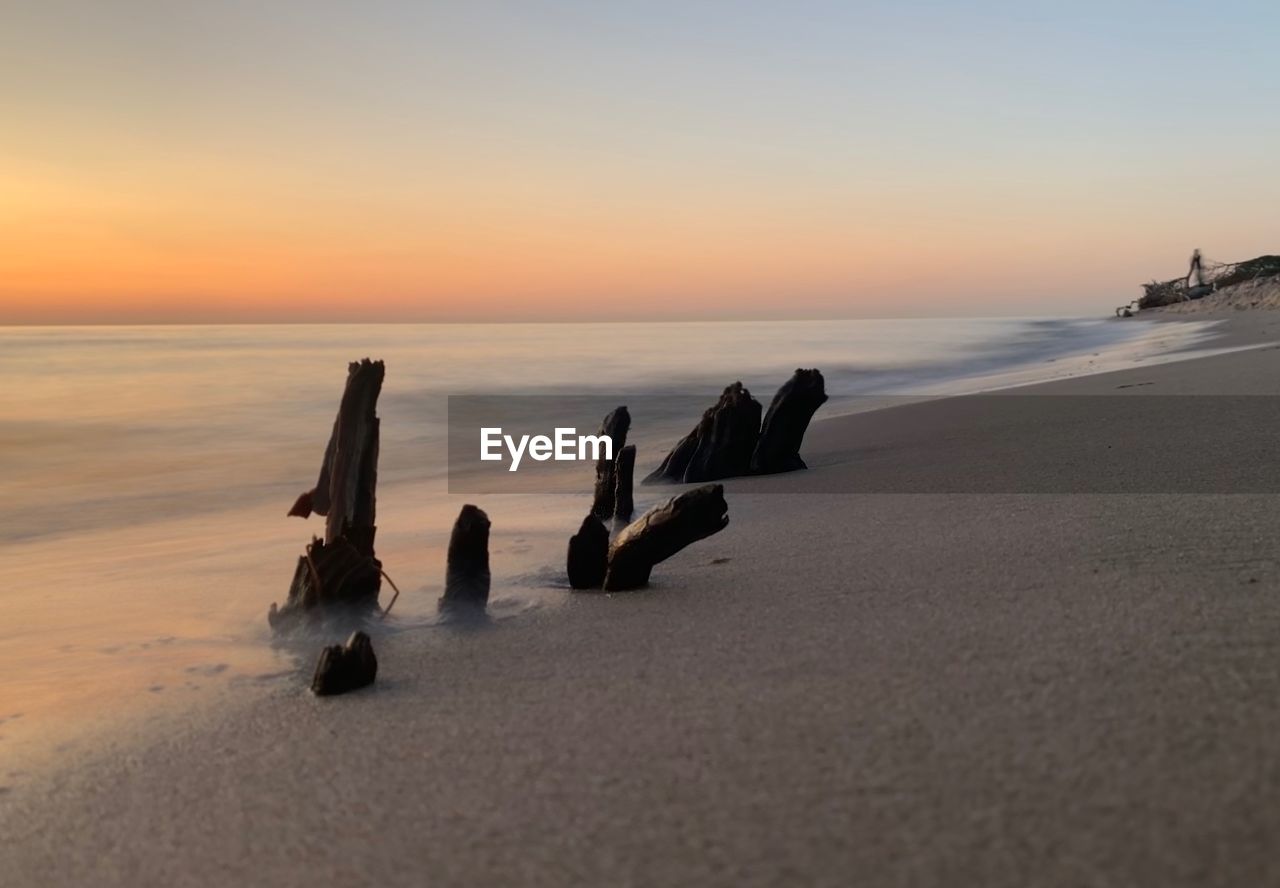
[2,0,1278,323]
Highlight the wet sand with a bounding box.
[5,316,1280,887]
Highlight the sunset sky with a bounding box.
[3,1,1278,323]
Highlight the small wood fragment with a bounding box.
[311,630,378,696]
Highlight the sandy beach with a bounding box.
[8,1,1279,882]
[3,313,1280,887]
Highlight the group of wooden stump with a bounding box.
[270,359,827,696]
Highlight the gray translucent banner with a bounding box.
[448,394,1280,494]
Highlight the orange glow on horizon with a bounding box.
[10,149,1267,324]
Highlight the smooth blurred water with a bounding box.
[0,318,1217,769]
[0,318,1206,545]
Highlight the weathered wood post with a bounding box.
[613,444,636,523]
[591,406,631,520]
[271,359,385,631]
[644,383,760,484]
[439,504,491,612]
[566,513,609,589]
[751,368,828,474]
[603,484,729,591]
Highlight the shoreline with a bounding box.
[0,313,1234,763]
[2,315,1272,764]
[6,312,1280,885]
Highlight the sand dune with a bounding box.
[1153,276,1280,315]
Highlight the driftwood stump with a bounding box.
[591,407,631,521]
[287,358,383,547]
[750,368,827,474]
[603,484,729,591]
[566,513,609,589]
[311,630,378,696]
[270,536,384,630]
[644,383,760,484]
[439,504,491,612]
[613,444,636,523]
[272,359,385,631]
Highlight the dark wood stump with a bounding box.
[273,359,385,630]
[287,358,384,550]
[566,513,609,589]
[311,630,378,696]
[613,444,636,523]
[750,368,827,474]
[643,383,760,484]
[603,484,729,591]
[269,536,383,631]
[591,406,631,520]
[439,504,491,611]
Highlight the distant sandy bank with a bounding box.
[1147,275,1280,315]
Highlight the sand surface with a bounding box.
[6,317,1280,887]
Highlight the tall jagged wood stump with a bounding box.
[750,368,828,474]
[643,383,760,484]
[270,358,385,631]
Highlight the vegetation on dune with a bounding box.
[1139,254,1280,309]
